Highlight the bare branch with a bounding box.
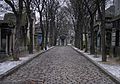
[4,0,17,15]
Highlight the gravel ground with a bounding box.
[1,46,116,84]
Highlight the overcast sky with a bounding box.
[106,0,113,9]
[0,0,114,20]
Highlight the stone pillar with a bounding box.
[9,35,12,55]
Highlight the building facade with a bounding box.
[0,20,13,60]
[111,0,120,57]
[0,12,36,60]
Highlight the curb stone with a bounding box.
[71,46,120,84]
[0,47,54,80]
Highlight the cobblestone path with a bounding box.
[1,46,116,84]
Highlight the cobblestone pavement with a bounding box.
[1,46,116,84]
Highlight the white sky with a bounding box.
[0,0,114,20]
[106,0,113,9]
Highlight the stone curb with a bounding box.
[0,47,55,80]
[71,46,120,84]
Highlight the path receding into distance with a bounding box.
[1,46,116,84]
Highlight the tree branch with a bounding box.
[4,0,17,16]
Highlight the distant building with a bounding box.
[111,0,120,57]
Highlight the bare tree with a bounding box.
[32,0,46,50]
[44,0,49,50]
[23,0,34,54]
[83,0,98,54]
[96,0,106,61]
[48,0,60,46]
[4,0,23,60]
[69,0,84,49]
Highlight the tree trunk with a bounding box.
[29,18,34,54]
[4,0,23,61]
[45,25,49,50]
[39,12,44,50]
[74,30,80,49]
[49,20,53,46]
[45,13,49,50]
[12,18,21,61]
[49,17,55,46]
[101,0,106,62]
[90,16,95,54]
[84,26,88,52]
[80,24,83,50]
[25,1,34,54]
[53,26,57,46]
[96,0,106,61]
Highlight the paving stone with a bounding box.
[1,46,116,84]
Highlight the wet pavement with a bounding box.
[1,46,116,84]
